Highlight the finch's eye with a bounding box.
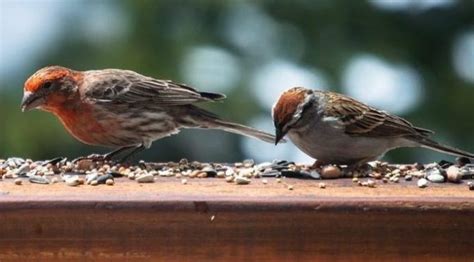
[42,81,52,90]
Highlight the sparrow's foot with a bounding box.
[310,160,327,170]
[344,163,373,176]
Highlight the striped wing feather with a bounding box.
[85,70,225,106]
[324,92,433,138]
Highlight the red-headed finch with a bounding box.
[22,66,277,161]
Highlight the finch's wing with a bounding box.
[323,92,433,138]
[85,70,225,106]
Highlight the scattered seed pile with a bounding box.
[0,157,473,190]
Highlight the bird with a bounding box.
[272,87,474,168]
[21,66,278,161]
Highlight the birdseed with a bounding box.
[0,158,471,191]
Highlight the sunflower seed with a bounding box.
[29,175,50,184]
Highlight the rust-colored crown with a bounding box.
[273,87,308,128]
[24,66,74,92]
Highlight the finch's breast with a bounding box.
[47,102,127,147]
[50,106,112,146]
[51,103,181,147]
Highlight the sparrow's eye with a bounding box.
[42,81,52,90]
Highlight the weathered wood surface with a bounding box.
[0,177,473,262]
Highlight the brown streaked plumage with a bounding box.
[323,94,434,138]
[22,66,279,161]
[273,87,474,166]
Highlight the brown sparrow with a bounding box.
[273,87,474,166]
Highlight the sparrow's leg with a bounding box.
[346,159,374,176]
[348,163,373,174]
[310,160,327,170]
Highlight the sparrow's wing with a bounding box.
[324,93,433,138]
[84,70,225,105]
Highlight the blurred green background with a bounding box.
[0,0,473,164]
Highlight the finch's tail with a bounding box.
[209,119,277,143]
[183,105,280,143]
[416,137,474,159]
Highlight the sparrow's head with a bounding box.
[272,87,315,145]
[22,66,80,112]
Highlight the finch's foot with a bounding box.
[72,153,111,164]
[72,145,146,164]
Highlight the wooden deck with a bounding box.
[0,177,473,261]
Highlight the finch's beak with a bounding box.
[275,128,286,145]
[21,91,44,112]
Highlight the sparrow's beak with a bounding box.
[21,91,44,112]
[275,127,286,145]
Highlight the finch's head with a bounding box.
[272,87,315,145]
[22,66,80,112]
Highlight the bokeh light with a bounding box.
[181,46,241,92]
[452,32,474,84]
[221,3,306,61]
[342,54,423,114]
[79,2,129,46]
[222,3,280,59]
[0,0,66,78]
[370,0,456,11]
[251,59,328,110]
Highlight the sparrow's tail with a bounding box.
[182,105,279,144]
[417,137,474,159]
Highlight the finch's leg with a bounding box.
[104,146,137,160]
[72,154,105,163]
[118,144,146,162]
[72,146,136,163]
